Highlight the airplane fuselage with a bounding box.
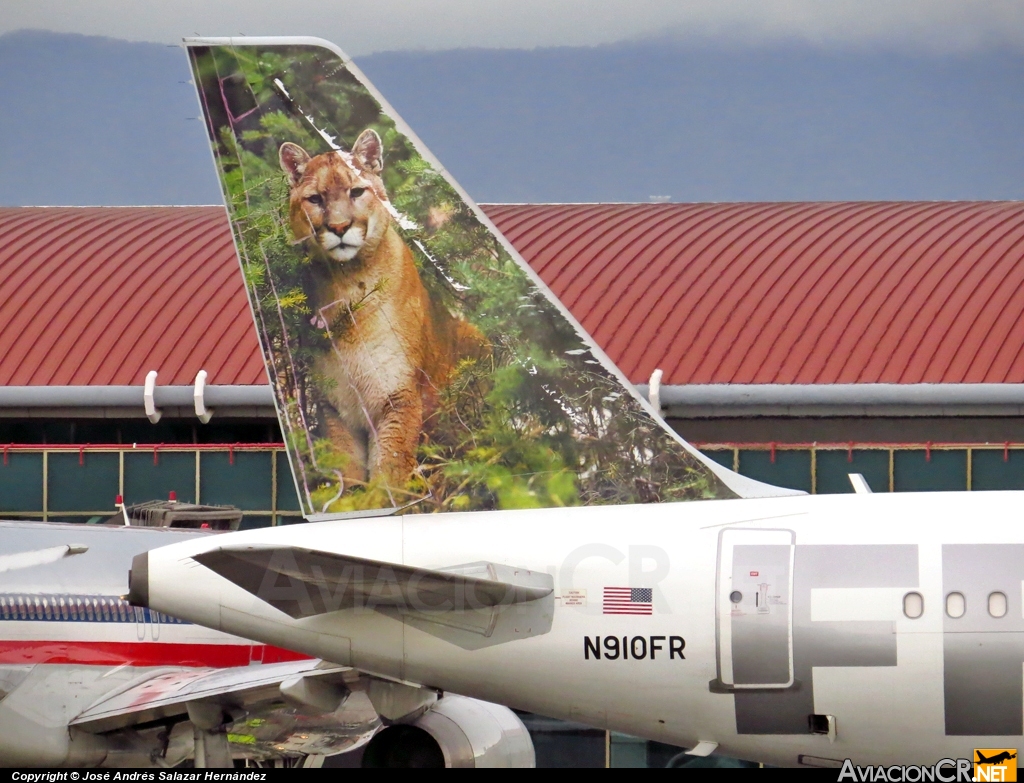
[140,489,1024,767]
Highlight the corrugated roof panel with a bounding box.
[485,201,1024,385]
[3,202,1024,389]
[0,207,265,386]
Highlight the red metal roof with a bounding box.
[0,207,263,386]
[486,202,1024,385]
[2,202,1024,388]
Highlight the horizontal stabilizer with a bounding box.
[194,546,553,620]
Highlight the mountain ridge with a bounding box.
[1,30,1021,205]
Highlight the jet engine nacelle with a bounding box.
[362,695,534,768]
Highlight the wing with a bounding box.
[186,37,797,521]
[71,659,378,763]
[71,659,344,732]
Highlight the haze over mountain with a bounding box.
[1,29,1022,206]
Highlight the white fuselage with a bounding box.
[142,490,1024,767]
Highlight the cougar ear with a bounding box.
[279,142,311,185]
[351,129,383,174]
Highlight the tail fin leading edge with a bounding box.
[185,37,798,518]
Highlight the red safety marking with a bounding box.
[0,444,284,451]
[925,441,932,462]
[0,641,310,668]
[770,442,776,464]
[79,446,84,466]
[153,445,159,466]
[3,445,7,466]
[847,442,854,463]
[229,445,235,465]
[1005,442,1010,463]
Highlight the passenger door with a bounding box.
[716,528,795,689]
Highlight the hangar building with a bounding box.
[2,202,1024,524]
[3,201,1024,767]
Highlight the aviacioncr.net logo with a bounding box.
[838,758,973,782]
[974,749,1017,782]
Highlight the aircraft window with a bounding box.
[0,597,8,620]
[42,597,52,620]
[946,592,966,619]
[903,592,924,619]
[988,592,1007,618]
[15,596,25,620]
[729,591,742,604]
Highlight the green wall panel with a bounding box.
[738,450,812,493]
[124,451,196,505]
[893,450,967,492]
[700,450,734,470]
[200,452,273,510]
[971,449,1024,491]
[816,450,890,494]
[239,515,274,530]
[275,452,302,511]
[0,452,43,512]
[48,452,119,512]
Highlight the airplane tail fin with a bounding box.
[185,37,800,519]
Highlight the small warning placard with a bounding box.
[563,589,587,607]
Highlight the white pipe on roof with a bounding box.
[143,371,162,424]
[648,368,663,416]
[193,370,214,424]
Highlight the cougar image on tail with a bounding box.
[280,129,487,491]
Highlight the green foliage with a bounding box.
[190,43,733,516]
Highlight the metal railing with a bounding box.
[0,443,301,525]
[3,440,1020,523]
[694,441,1024,494]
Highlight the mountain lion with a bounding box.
[279,130,486,495]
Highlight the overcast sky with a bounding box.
[5,0,1024,55]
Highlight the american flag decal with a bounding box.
[603,587,653,615]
